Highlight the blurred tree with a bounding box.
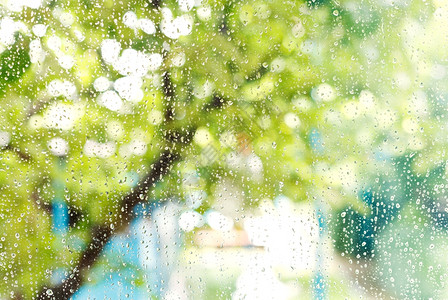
[0,0,445,299]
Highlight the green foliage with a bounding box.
[0,0,445,298]
[0,34,31,93]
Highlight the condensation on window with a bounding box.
[0,0,446,299]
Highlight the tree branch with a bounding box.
[37,68,201,299]
[37,150,181,300]
[36,65,227,299]
[163,71,175,122]
[2,145,32,162]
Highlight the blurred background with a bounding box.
[0,0,448,299]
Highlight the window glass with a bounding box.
[0,0,446,299]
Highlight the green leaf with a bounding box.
[0,34,31,92]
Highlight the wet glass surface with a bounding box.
[0,0,447,299]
